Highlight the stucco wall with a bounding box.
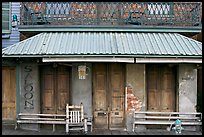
[126,64,146,109]
[71,63,92,118]
[178,64,198,131]
[19,63,40,131]
[178,64,197,112]
[125,64,145,131]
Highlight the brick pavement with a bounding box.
[2,124,202,135]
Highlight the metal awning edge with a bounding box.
[18,25,202,33]
[42,57,202,63]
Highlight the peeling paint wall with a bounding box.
[178,64,198,131]
[126,86,142,112]
[125,64,145,131]
[178,64,197,112]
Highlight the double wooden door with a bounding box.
[147,64,176,112]
[93,63,125,129]
[41,65,70,115]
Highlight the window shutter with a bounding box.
[2,2,11,34]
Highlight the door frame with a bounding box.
[146,64,177,112]
[40,64,71,114]
[92,63,126,129]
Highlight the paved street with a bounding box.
[2,124,202,135]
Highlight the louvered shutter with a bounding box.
[2,2,11,34]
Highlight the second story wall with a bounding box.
[2,2,20,49]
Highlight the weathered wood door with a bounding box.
[41,65,70,115]
[2,67,16,122]
[93,63,125,129]
[147,64,176,112]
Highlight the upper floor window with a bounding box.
[2,2,11,34]
[148,3,172,15]
[46,2,70,15]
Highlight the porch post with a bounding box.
[66,104,69,134]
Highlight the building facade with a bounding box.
[2,2,202,132]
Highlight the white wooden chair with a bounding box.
[65,103,88,134]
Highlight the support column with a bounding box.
[19,63,40,131]
[178,64,198,131]
[125,64,145,132]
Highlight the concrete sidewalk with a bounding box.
[2,124,202,135]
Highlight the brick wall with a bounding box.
[126,85,142,112]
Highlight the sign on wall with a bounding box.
[78,65,86,79]
[23,65,34,109]
[20,63,39,112]
[20,63,39,130]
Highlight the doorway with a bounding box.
[146,64,176,129]
[93,63,125,129]
[40,64,70,129]
[147,64,176,112]
[41,64,70,114]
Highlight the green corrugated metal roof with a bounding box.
[2,32,202,58]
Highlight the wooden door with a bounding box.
[109,63,125,129]
[56,66,70,114]
[93,63,125,129]
[147,64,176,112]
[93,63,108,128]
[41,65,70,114]
[2,67,16,122]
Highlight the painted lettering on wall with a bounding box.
[24,65,34,109]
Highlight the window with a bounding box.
[2,2,11,34]
[46,2,70,15]
[148,3,172,15]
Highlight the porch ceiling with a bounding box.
[2,32,202,59]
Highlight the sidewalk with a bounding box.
[2,124,202,135]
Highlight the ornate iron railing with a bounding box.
[20,2,202,26]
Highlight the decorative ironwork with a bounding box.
[20,2,202,26]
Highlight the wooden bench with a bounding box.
[132,111,202,132]
[15,113,66,132]
[15,103,88,134]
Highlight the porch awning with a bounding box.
[2,32,202,63]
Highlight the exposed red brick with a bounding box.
[126,86,142,112]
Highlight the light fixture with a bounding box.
[12,14,18,28]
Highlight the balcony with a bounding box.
[20,2,202,28]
